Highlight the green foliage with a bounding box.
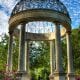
[29,41,50,69]
[29,41,50,79]
[0,34,8,70]
[71,28,80,74]
[0,71,5,80]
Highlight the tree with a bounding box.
[71,28,80,74]
[0,34,8,70]
[29,41,50,80]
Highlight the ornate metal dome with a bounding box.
[11,0,69,16]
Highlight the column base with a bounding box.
[49,73,54,80]
[67,73,75,80]
[54,72,66,80]
[15,71,31,80]
[5,73,13,80]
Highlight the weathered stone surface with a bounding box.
[9,9,71,32]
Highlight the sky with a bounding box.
[0,0,80,36]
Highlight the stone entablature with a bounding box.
[13,27,66,41]
[9,10,71,32]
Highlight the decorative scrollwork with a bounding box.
[11,0,69,16]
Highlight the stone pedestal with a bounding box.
[54,72,66,80]
[16,72,31,80]
[49,74,54,80]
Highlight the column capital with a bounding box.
[8,31,14,35]
[54,22,60,25]
[66,30,71,35]
[20,22,27,25]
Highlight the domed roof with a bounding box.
[11,0,69,16]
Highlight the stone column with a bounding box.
[18,23,26,72]
[49,40,55,80]
[25,41,31,79]
[25,41,30,73]
[17,24,30,80]
[54,23,65,80]
[6,31,13,73]
[66,31,75,80]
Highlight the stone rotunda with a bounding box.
[7,0,75,80]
